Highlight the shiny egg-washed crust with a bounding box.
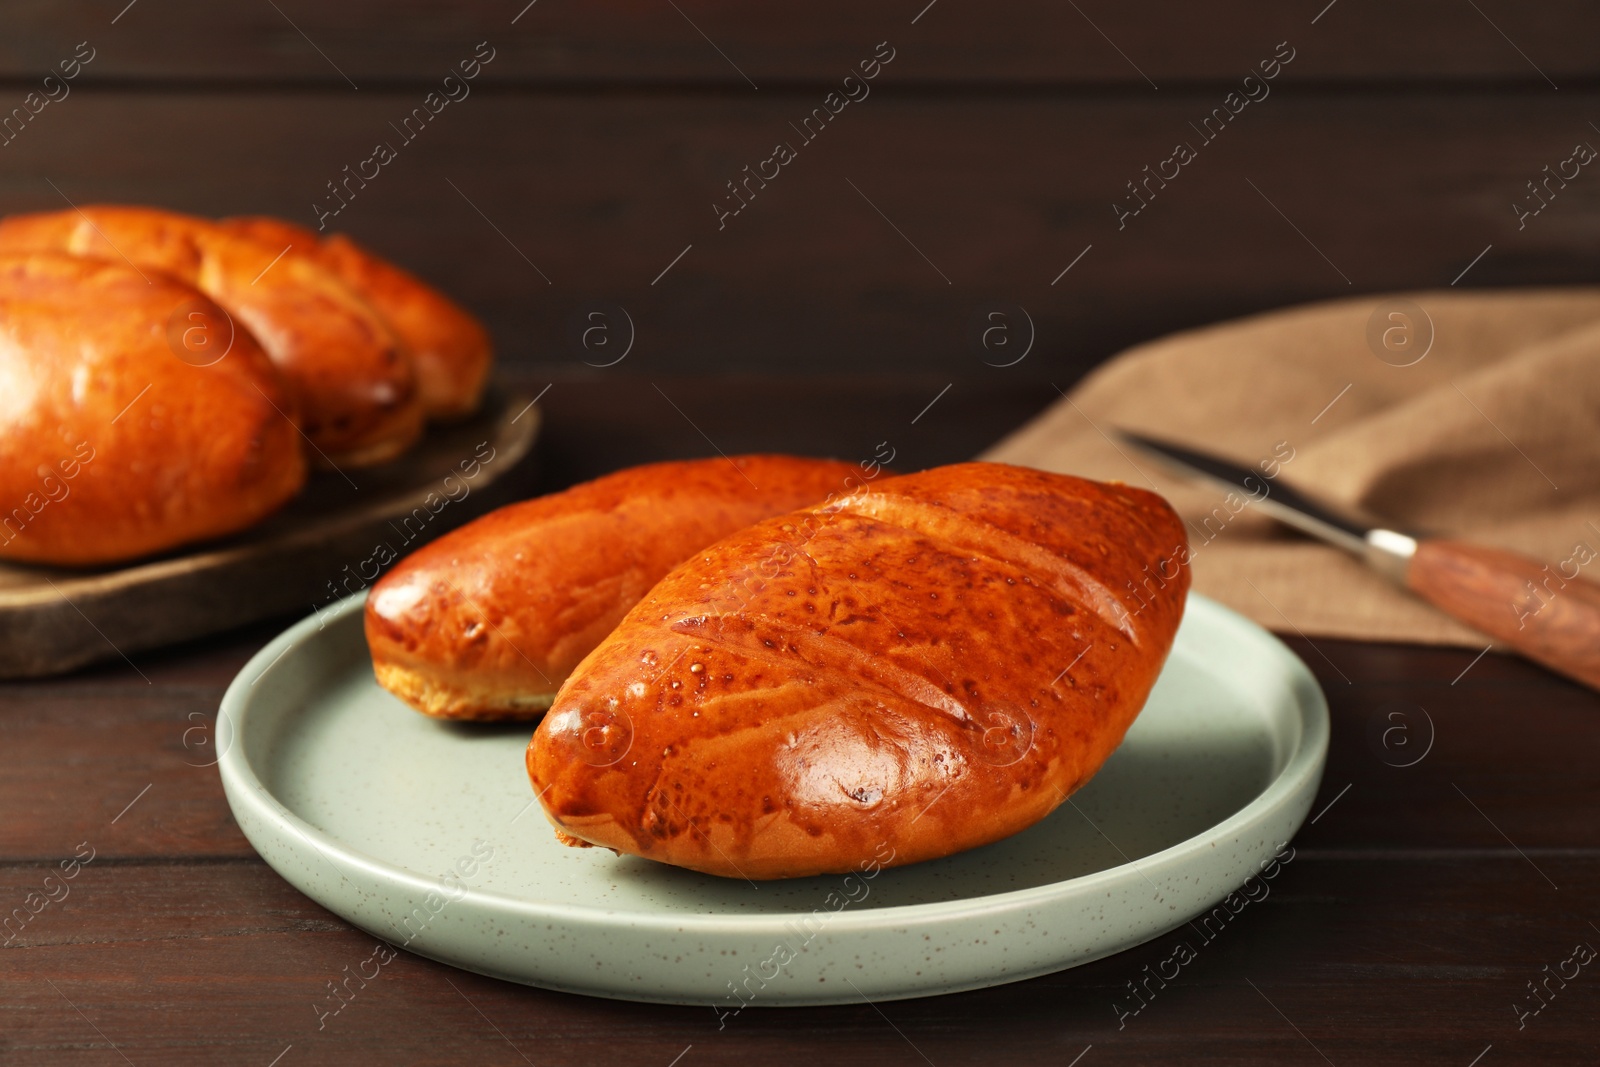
[0,206,422,467]
[223,217,492,420]
[0,253,306,565]
[526,462,1190,879]
[365,455,869,721]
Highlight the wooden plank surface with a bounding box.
[1,855,1596,1065]
[3,0,1596,84]
[4,1,1598,1061]
[3,92,1597,379]
[2,377,1598,1064]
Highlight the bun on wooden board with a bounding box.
[0,253,305,565]
[221,216,492,420]
[365,455,869,721]
[0,205,423,467]
[526,462,1189,879]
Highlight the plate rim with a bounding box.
[219,589,1329,934]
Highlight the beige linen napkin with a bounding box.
[982,289,1600,646]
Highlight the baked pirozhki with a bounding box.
[366,455,869,721]
[0,205,423,467]
[0,253,305,565]
[526,463,1189,879]
[223,216,492,420]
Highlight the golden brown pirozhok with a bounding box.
[526,463,1189,879]
[0,253,305,564]
[365,455,866,720]
[0,205,423,467]
[221,216,492,420]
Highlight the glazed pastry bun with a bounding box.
[527,463,1190,879]
[365,455,870,720]
[222,216,492,420]
[0,253,305,565]
[0,205,423,467]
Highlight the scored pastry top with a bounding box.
[528,462,1190,879]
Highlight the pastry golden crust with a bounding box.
[0,253,305,564]
[365,455,869,721]
[526,462,1190,879]
[0,205,422,467]
[223,217,492,420]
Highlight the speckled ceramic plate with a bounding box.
[217,591,1326,1006]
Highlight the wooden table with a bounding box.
[3,375,1597,1065]
[5,0,1600,1059]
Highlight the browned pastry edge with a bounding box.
[222,216,492,420]
[364,455,873,720]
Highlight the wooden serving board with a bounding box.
[0,387,540,679]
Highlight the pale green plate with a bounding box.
[218,592,1326,1006]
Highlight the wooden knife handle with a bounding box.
[1405,539,1600,690]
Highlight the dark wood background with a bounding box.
[3,0,1596,382]
[3,2,1600,1064]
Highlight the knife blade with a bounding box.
[1115,428,1600,691]
[1114,429,1418,580]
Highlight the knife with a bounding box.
[1117,429,1600,691]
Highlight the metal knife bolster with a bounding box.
[1361,529,1419,581]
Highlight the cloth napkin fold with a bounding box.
[982,288,1600,646]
